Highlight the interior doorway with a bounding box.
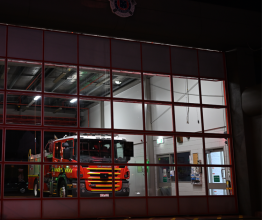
[156,154,175,196]
[206,149,230,195]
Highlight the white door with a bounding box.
[206,149,230,195]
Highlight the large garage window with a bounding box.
[0,24,235,219]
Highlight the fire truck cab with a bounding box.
[28,134,134,197]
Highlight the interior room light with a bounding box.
[115,80,121,85]
[34,96,41,101]
[70,98,77,103]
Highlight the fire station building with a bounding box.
[0,0,260,219]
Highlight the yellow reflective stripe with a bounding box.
[89,181,120,183]
[90,189,119,191]
[87,172,120,175]
[28,175,38,177]
[88,177,120,179]
[95,185,120,187]
[87,168,121,170]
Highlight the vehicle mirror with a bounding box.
[123,142,134,157]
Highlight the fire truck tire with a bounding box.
[59,180,67,197]
[34,180,40,197]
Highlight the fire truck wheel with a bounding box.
[59,180,67,198]
[34,180,40,197]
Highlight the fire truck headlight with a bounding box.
[122,183,129,188]
[80,183,85,189]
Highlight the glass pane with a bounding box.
[113,70,141,99]
[114,134,144,164]
[171,47,198,76]
[111,39,141,71]
[205,138,231,165]
[173,77,199,103]
[5,130,41,162]
[7,60,42,91]
[44,63,77,94]
[8,27,42,60]
[199,51,224,79]
[207,167,233,196]
[0,59,5,88]
[147,166,176,196]
[44,131,77,162]
[4,165,40,198]
[6,94,41,125]
[145,104,173,131]
[114,102,143,130]
[44,96,77,127]
[201,80,226,105]
[44,31,77,64]
[80,99,111,128]
[79,67,110,97]
[0,93,3,123]
[146,136,174,164]
[79,35,110,67]
[79,133,112,163]
[178,166,206,195]
[115,165,145,197]
[142,43,170,73]
[175,106,202,132]
[144,73,171,101]
[0,25,6,57]
[176,137,203,165]
[43,164,77,197]
[203,108,227,133]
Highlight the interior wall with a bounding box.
[84,75,228,196]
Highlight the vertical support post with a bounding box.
[197,49,210,214]
[100,101,104,128]
[145,77,156,196]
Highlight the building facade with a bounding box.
[0,0,261,219]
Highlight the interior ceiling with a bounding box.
[0,0,260,51]
[3,62,140,114]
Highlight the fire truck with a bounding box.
[28,134,133,197]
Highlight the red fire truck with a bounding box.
[28,134,133,197]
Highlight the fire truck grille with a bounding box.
[86,168,122,191]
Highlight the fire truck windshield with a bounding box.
[77,139,127,163]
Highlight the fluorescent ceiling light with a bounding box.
[34,96,41,101]
[115,80,121,85]
[70,98,77,103]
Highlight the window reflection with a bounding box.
[7,60,42,91]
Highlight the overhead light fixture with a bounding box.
[115,80,121,85]
[70,98,77,103]
[34,96,41,101]
[22,96,40,112]
[53,72,66,84]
